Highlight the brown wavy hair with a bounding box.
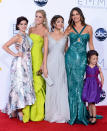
[51,15,64,32]
[68,7,86,27]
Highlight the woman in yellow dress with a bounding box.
[23,10,48,123]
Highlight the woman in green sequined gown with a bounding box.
[65,7,94,125]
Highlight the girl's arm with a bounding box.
[43,33,48,77]
[88,25,95,50]
[99,67,104,87]
[2,35,22,57]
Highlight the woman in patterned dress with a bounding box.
[2,16,35,121]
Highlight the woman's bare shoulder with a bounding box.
[86,25,92,31]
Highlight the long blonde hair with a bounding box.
[35,9,48,29]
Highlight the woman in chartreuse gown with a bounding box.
[23,10,48,123]
[65,7,94,125]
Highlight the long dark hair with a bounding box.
[51,15,64,32]
[16,16,28,30]
[68,7,86,27]
[87,50,98,64]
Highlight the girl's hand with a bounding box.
[43,68,48,78]
[16,52,23,57]
[101,81,104,87]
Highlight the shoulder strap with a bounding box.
[72,26,78,34]
[80,25,87,35]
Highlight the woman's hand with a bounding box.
[15,52,23,57]
[40,64,43,71]
[43,67,48,78]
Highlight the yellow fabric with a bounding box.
[23,33,46,123]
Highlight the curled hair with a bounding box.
[16,16,28,30]
[35,9,48,29]
[50,15,64,32]
[87,50,98,64]
[68,7,86,27]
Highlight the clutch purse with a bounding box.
[36,69,54,86]
[100,89,106,102]
[42,74,54,86]
[36,69,43,75]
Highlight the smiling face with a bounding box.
[35,12,44,25]
[54,17,64,30]
[17,20,28,32]
[72,10,81,23]
[89,55,98,66]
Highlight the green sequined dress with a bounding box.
[65,25,89,125]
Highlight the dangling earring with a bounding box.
[63,27,64,32]
[71,19,74,26]
[80,16,83,23]
[43,21,46,25]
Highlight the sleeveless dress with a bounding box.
[65,25,89,125]
[23,33,46,123]
[2,32,35,117]
[45,34,70,123]
[82,65,102,104]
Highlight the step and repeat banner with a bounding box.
[0,0,107,108]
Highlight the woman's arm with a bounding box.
[88,25,95,50]
[64,37,68,52]
[2,35,22,57]
[43,33,48,77]
[28,27,32,36]
[64,27,70,52]
[40,29,49,71]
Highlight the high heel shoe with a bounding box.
[88,115,93,123]
[17,112,23,121]
[9,111,17,118]
[90,116,96,124]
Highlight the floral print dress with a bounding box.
[2,32,35,116]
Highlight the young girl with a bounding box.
[82,50,104,124]
[2,16,35,121]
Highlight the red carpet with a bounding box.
[0,106,107,131]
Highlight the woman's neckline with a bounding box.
[30,33,44,40]
[69,32,89,36]
[48,33,66,42]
